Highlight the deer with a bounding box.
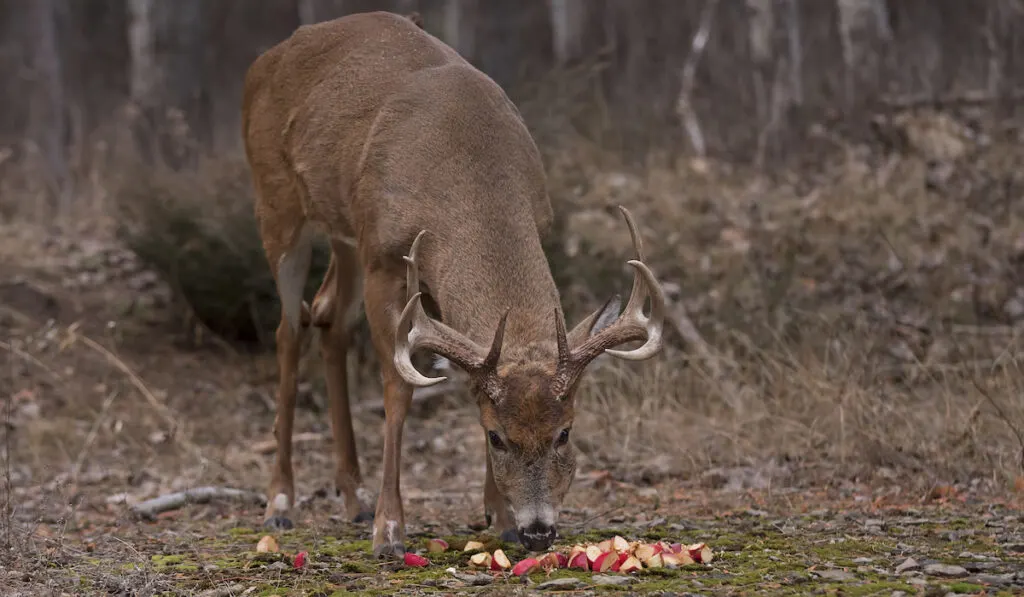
[240,10,667,558]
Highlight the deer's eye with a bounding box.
[556,428,570,446]
[488,431,506,451]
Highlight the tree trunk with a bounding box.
[548,0,586,66]
[24,0,70,212]
[126,0,210,169]
[836,0,890,108]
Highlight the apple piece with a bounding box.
[568,545,587,561]
[568,551,590,571]
[469,552,493,568]
[634,544,658,563]
[592,551,616,573]
[657,541,673,554]
[646,553,664,569]
[512,557,541,576]
[426,538,449,554]
[463,540,485,552]
[293,551,307,569]
[670,543,684,554]
[619,556,643,573]
[610,552,630,572]
[652,543,665,555]
[404,552,430,567]
[661,551,695,568]
[597,539,614,553]
[553,552,568,568]
[538,552,560,570]
[687,542,714,564]
[256,535,279,553]
[585,545,603,565]
[491,549,512,570]
[612,536,631,553]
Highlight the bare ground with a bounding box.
[3,108,1024,595]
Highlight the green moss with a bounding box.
[947,582,985,593]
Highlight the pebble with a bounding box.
[923,563,968,578]
[895,557,920,573]
[591,574,634,586]
[537,578,583,590]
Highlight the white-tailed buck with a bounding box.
[241,11,667,557]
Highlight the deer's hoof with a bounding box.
[263,515,294,530]
[373,540,406,559]
[353,510,375,523]
[499,528,519,544]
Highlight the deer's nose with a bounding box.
[518,520,557,551]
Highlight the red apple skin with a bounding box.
[585,545,603,565]
[491,549,512,570]
[652,543,665,555]
[592,552,615,573]
[568,552,589,571]
[426,538,449,553]
[619,556,643,573]
[512,557,541,576]
[404,553,430,567]
[610,552,630,572]
[670,543,684,554]
[553,552,568,568]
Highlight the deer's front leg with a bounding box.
[484,446,518,544]
[364,271,412,558]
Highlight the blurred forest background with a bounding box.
[2,0,1024,504]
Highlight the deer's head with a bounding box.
[393,207,666,551]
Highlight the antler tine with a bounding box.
[549,207,668,396]
[405,229,427,302]
[393,230,511,387]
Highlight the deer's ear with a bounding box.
[566,295,621,348]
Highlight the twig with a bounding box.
[69,390,119,480]
[130,486,267,521]
[0,339,62,381]
[63,324,179,437]
[675,0,719,157]
[252,431,325,455]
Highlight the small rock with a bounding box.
[908,577,928,586]
[814,569,855,581]
[852,557,874,564]
[537,578,583,590]
[445,568,492,586]
[591,574,634,586]
[891,592,908,597]
[969,573,1015,586]
[895,557,920,573]
[923,563,968,578]
[266,561,288,571]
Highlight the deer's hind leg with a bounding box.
[253,168,315,530]
[313,241,375,523]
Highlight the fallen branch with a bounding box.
[130,486,267,521]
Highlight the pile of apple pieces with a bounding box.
[449,535,712,576]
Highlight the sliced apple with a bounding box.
[619,556,643,573]
[597,539,614,553]
[661,551,695,568]
[612,536,631,553]
[426,538,449,554]
[568,551,589,570]
[462,540,485,552]
[256,535,279,553]
[592,551,616,573]
[404,552,430,567]
[610,552,630,572]
[670,542,684,554]
[634,543,658,563]
[512,557,541,576]
[585,544,603,565]
[469,552,493,568]
[687,542,714,564]
[491,548,512,570]
[568,544,587,561]
[646,553,664,569]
